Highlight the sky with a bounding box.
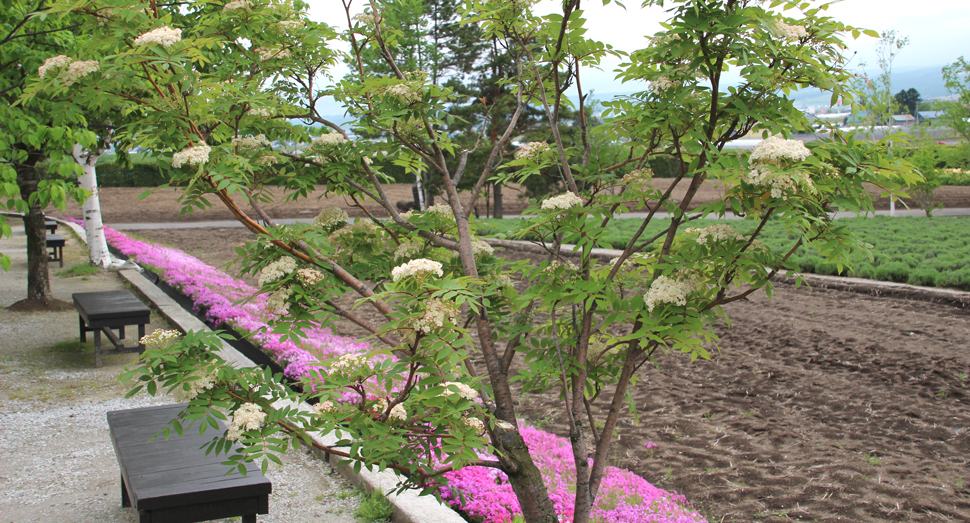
[305,0,970,107]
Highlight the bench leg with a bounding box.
[94,330,103,368]
[138,324,146,352]
[120,326,125,340]
[121,473,131,508]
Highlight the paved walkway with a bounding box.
[106,207,970,230]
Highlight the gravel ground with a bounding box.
[0,226,361,522]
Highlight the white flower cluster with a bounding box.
[330,353,371,379]
[487,273,513,286]
[139,329,181,347]
[471,238,494,257]
[515,141,551,162]
[265,286,293,316]
[544,260,579,274]
[227,402,266,441]
[313,400,335,414]
[134,26,182,48]
[386,83,418,102]
[352,13,380,28]
[442,381,479,400]
[749,136,811,165]
[541,191,583,211]
[257,257,298,287]
[175,370,217,401]
[388,404,407,422]
[171,144,211,168]
[248,107,272,117]
[409,298,459,334]
[685,224,743,245]
[296,268,325,287]
[38,55,72,78]
[328,221,379,250]
[425,203,455,220]
[392,258,444,282]
[255,154,278,166]
[463,417,485,434]
[644,274,699,312]
[775,21,809,41]
[312,133,347,147]
[278,20,303,32]
[63,60,100,85]
[648,76,677,93]
[394,240,423,260]
[256,47,290,61]
[311,207,349,229]
[370,397,388,414]
[622,168,655,191]
[223,0,252,11]
[743,166,801,198]
[231,134,271,150]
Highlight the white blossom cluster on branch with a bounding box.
[622,168,655,191]
[409,298,460,334]
[775,21,809,41]
[515,141,551,162]
[133,26,182,47]
[312,133,347,147]
[231,134,271,150]
[223,0,252,12]
[311,207,349,229]
[644,273,700,312]
[392,258,444,282]
[685,224,744,245]
[171,144,211,168]
[258,257,298,287]
[541,191,583,211]
[227,403,266,441]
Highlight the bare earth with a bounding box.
[47,182,970,522]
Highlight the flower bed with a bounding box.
[92,223,705,523]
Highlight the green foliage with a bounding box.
[354,489,395,523]
[942,56,970,142]
[56,262,101,277]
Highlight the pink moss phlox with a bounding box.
[442,426,707,523]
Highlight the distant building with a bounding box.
[917,111,943,124]
[891,114,916,127]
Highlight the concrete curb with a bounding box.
[485,238,970,309]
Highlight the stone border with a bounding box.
[54,216,465,523]
[486,238,970,310]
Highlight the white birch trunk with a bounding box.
[72,143,113,267]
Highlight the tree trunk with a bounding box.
[495,426,562,523]
[15,154,53,302]
[493,182,503,219]
[72,144,112,267]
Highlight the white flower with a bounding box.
[515,141,551,162]
[174,369,217,401]
[314,400,335,414]
[256,47,290,61]
[311,207,348,229]
[391,258,443,282]
[648,76,677,93]
[388,404,407,422]
[541,192,583,211]
[644,274,698,312]
[488,273,513,287]
[425,203,455,220]
[371,397,388,414]
[394,240,423,260]
[409,298,459,333]
[749,136,811,165]
[38,55,71,78]
[330,353,372,379]
[312,133,347,147]
[229,402,266,440]
[171,144,211,168]
[463,417,485,434]
[257,257,298,287]
[63,60,99,85]
[296,268,325,287]
[231,134,271,150]
[544,260,579,274]
[442,381,479,400]
[134,26,182,48]
[265,285,293,316]
[139,329,181,347]
[685,224,743,245]
[248,107,272,117]
[386,83,418,102]
[352,12,381,30]
[223,0,252,11]
[471,238,494,257]
[278,20,303,32]
[775,21,809,41]
[622,168,654,191]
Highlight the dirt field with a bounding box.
[53,182,970,523]
[45,182,970,223]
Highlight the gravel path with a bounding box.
[0,226,361,522]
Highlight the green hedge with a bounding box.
[95,162,170,187]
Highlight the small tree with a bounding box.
[894,88,921,117]
[942,56,970,142]
[36,1,919,522]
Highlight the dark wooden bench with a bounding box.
[45,220,58,234]
[46,233,65,267]
[73,290,151,367]
[108,404,272,523]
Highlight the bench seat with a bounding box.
[73,290,151,367]
[107,404,272,523]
